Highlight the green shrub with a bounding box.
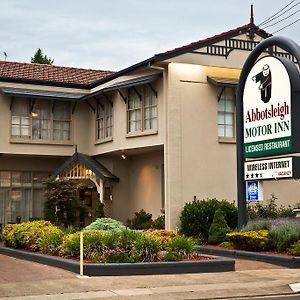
[164,251,183,261]
[219,241,233,248]
[227,230,270,251]
[37,227,65,255]
[84,218,125,231]
[83,231,108,259]
[127,210,153,230]
[44,178,81,227]
[152,215,165,229]
[288,241,300,256]
[133,234,160,262]
[247,194,296,220]
[60,230,120,259]
[93,200,105,221]
[166,236,195,257]
[269,221,300,252]
[104,248,140,263]
[180,198,237,242]
[60,231,81,257]
[208,209,231,245]
[144,230,177,249]
[118,229,143,251]
[2,220,58,251]
[62,225,80,235]
[241,220,272,232]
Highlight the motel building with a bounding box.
[0,20,299,229]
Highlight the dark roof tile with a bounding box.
[0,61,114,87]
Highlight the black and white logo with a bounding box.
[252,64,272,103]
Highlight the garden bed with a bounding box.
[197,245,300,268]
[0,246,235,276]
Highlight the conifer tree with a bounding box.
[31,48,54,64]
[208,208,231,244]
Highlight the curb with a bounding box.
[197,246,300,268]
[0,246,235,276]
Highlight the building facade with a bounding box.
[0,22,299,229]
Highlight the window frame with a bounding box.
[126,85,158,136]
[217,87,236,142]
[95,100,113,143]
[10,97,73,144]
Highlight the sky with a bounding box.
[0,0,299,72]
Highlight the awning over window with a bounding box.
[1,87,86,101]
[81,73,162,101]
[103,73,161,92]
[53,152,119,182]
[207,76,239,88]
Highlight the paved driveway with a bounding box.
[0,254,298,300]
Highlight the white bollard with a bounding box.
[80,231,83,276]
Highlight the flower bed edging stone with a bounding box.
[0,246,235,276]
[197,246,300,268]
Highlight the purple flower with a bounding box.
[108,249,114,256]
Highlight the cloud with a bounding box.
[0,0,298,70]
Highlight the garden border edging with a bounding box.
[0,246,235,276]
[198,246,300,268]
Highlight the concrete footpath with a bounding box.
[0,254,299,300]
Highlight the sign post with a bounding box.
[236,36,300,228]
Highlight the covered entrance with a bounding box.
[53,151,119,226]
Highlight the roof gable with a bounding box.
[53,152,119,182]
[154,23,271,62]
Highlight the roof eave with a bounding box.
[88,57,155,89]
[0,76,94,90]
[153,24,271,63]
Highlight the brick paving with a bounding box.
[0,254,74,284]
[0,253,297,300]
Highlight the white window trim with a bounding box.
[10,98,73,144]
[217,88,236,143]
[95,101,113,143]
[126,85,158,137]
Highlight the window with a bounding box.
[11,98,72,142]
[128,89,141,132]
[32,100,50,140]
[11,98,30,139]
[0,171,49,225]
[53,102,71,141]
[218,88,235,138]
[127,85,157,133]
[96,102,113,140]
[144,86,157,130]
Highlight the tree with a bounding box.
[44,178,80,227]
[208,208,231,245]
[31,48,54,64]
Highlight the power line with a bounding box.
[263,1,300,25]
[271,17,300,34]
[258,0,298,26]
[262,8,300,29]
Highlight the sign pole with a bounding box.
[236,87,246,228]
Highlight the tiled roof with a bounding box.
[0,61,114,88]
[156,23,271,58]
